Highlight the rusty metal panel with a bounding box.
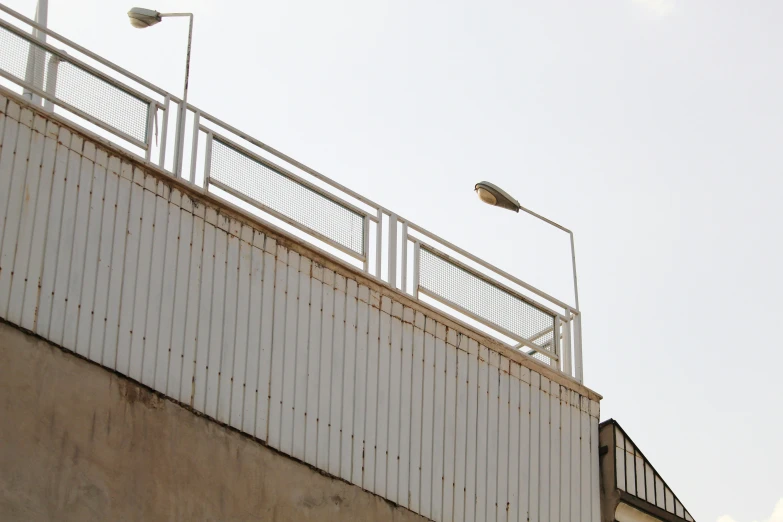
[0,99,604,522]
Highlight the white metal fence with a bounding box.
[0,2,583,382]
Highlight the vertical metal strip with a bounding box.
[362,215,371,272]
[144,101,156,161]
[158,95,170,169]
[203,132,213,189]
[400,222,408,293]
[375,210,383,279]
[573,312,583,383]
[43,54,59,113]
[412,240,420,298]
[562,310,572,376]
[553,316,561,370]
[189,110,200,183]
[173,102,185,177]
[388,214,398,288]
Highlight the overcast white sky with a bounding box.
[4,0,782,520]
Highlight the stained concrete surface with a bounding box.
[0,321,428,522]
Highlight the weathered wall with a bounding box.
[0,88,601,522]
[0,320,427,521]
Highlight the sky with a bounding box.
[3,0,781,520]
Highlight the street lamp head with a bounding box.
[474,181,521,213]
[127,7,162,28]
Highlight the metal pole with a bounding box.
[517,202,579,311]
[569,230,580,311]
[43,52,60,112]
[23,0,48,104]
[164,13,193,178]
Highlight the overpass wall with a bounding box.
[0,89,601,522]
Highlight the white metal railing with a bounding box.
[0,2,584,382]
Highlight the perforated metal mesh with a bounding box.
[0,25,149,142]
[210,138,365,254]
[419,246,556,353]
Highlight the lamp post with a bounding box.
[127,7,194,178]
[23,0,48,105]
[474,181,580,311]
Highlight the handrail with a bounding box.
[0,1,585,383]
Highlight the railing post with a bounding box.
[203,131,213,187]
[375,210,383,279]
[388,214,398,288]
[573,312,583,383]
[362,215,371,272]
[173,101,185,177]
[144,101,156,162]
[562,310,572,376]
[400,222,408,293]
[189,110,200,183]
[23,0,47,106]
[42,53,59,113]
[158,95,170,169]
[552,316,561,369]
[412,240,421,298]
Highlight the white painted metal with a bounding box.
[189,111,200,182]
[496,358,509,522]
[351,284,369,484]
[464,338,479,522]
[304,260,323,464]
[431,326,447,521]
[281,249,300,456]
[362,289,380,492]
[0,96,603,522]
[539,376,551,522]
[375,296,392,496]
[388,214,397,289]
[421,321,436,519]
[550,380,561,521]
[340,279,358,479]
[74,147,107,358]
[518,365,532,522]
[506,362,520,522]
[387,301,403,502]
[315,266,334,470]
[328,273,346,475]
[181,200,204,405]
[256,236,276,441]
[443,331,458,522]
[0,2,588,384]
[408,310,425,513]
[20,120,57,332]
[560,385,572,522]
[475,344,488,522]
[614,421,693,521]
[486,351,499,522]
[400,222,408,293]
[1,111,41,320]
[375,211,383,278]
[396,305,414,506]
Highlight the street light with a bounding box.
[474,181,580,310]
[127,7,194,177]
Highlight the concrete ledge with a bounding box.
[0,320,428,522]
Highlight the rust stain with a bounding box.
[118,379,164,410]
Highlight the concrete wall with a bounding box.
[0,320,427,522]
[0,87,601,522]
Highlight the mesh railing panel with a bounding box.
[210,138,365,255]
[419,246,556,354]
[0,24,149,142]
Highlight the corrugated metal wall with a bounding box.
[612,423,694,521]
[0,91,601,522]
